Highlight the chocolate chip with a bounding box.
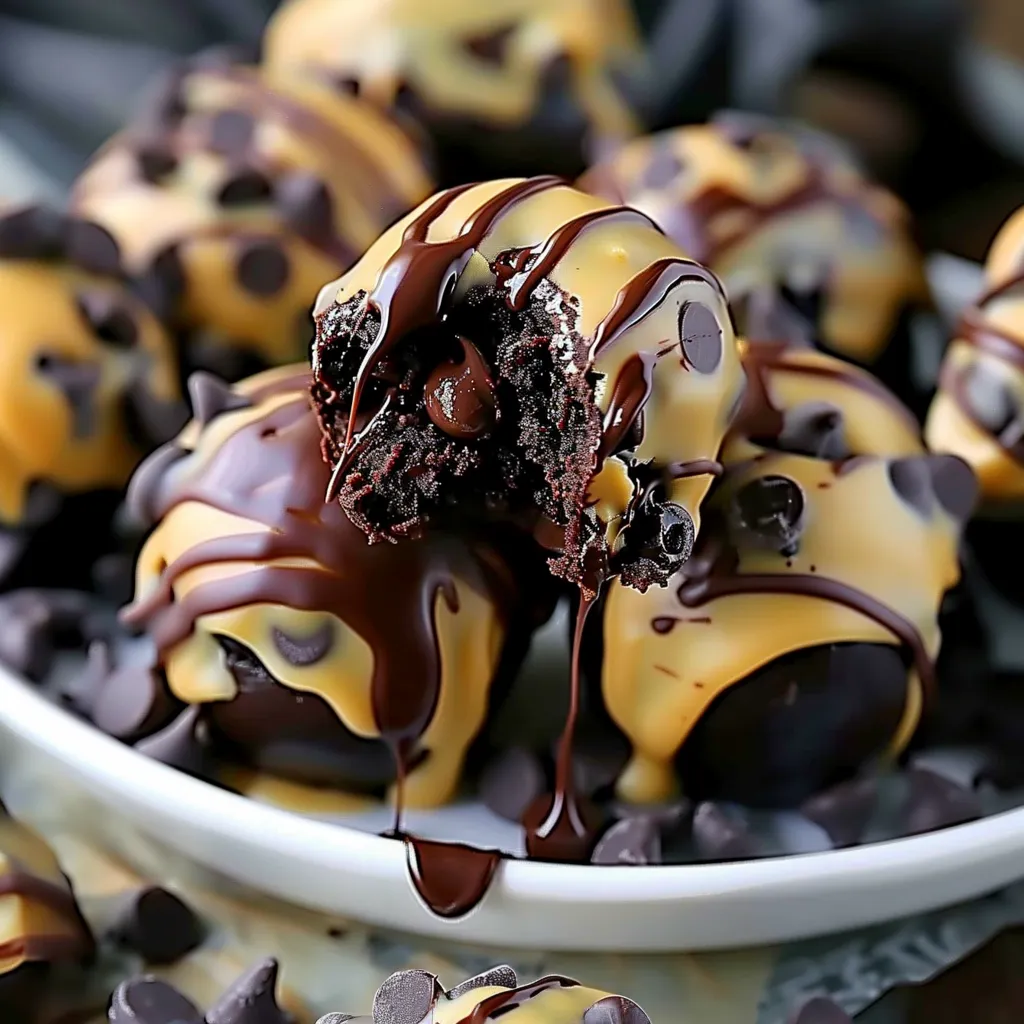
[788,996,853,1024]
[888,457,935,517]
[928,455,977,522]
[317,1017,366,1024]
[92,663,183,741]
[372,969,442,1024]
[108,977,202,1024]
[187,370,251,426]
[134,706,208,776]
[679,301,722,374]
[137,245,185,321]
[64,219,122,276]
[208,110,255,156]
[479,747,546,823]
[58,638,111,715]
[901,767,982,837]
[217,168,274,207]
[236,241,290,296]
[35,353,101,438]
[135,141,178,183]
[109,886,204,965]
[730,475,806,556]
[275,172,334,243]
[692,802,759,861]
[0,204,65,260]
[206,958,290,1024]
[777,403,848,460]
[734,289,815,348]
[271,622,334,666]
[800,777,879,848]
[463,25,515,64]
[0,589,99,682]
[446,966,517,1001]
[582,996,652,1024]
[591,817,662,865]
[76,290,138,347]
[22,481,63,527]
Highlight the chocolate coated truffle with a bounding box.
[262,0,647,182]
[72,59,434,382]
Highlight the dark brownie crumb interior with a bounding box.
[313,269,606,588]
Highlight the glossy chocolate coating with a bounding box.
[72,60,433,381]
[0,202,183,592]
[580,115,927,371]
[262,0,646,182]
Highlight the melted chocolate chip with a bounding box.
[591,816,661,865]
[692,802,759,861]
[187,371,251,426]
[76,290,138,347]
[679,301,723,373]
[888,457,935,516]
[479,747,546,822]
[789,997,853,1024]
[109,886,204,965]
[108,977,202,1024]
[271,622,334,666]
[901,767,982,836]
[463,25,516,64]
[218,168,274,207]
[135,142,178,183]
[424,338,498,439]
[583,995,652,1024]
[730,475,806,556]
[446,966,518,1002]
[208,110,256,156]
[64,219,122,276]
[236,241,290,296]
[36,353,100,438]
[0,204,65,260]
[137,246,185,321]
[275,172,334,243]
[205,958,290,1024]
[777,403,848,460]
[371,969,442,1024]
[91,662,183,741]
[801,777,879,848]
[928,455,977,522]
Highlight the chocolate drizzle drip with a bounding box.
[402,836,501,919]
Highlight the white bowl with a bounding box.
[2,662,1024,952]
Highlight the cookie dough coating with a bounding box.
[317,965,651,1024]
[312,177,744,594]
[580,114,927,371]
[926,205,1024,504]
[121,365,531,809]
[72,59,434,383]
[0,805,94,1013]
[262,0,646,182]
[0,202,183,591]
[600,450,974,807]
[730,341,925,463]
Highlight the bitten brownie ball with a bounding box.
[72,56,434,383]
[0,202,184,592]
[597,447,974,808]
[312,177,744,596]
[262,0,647,183]
[580,113,928,397]
[117,365,544,810]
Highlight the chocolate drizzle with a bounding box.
[403,836,501,919]
[454,976,579,1024]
